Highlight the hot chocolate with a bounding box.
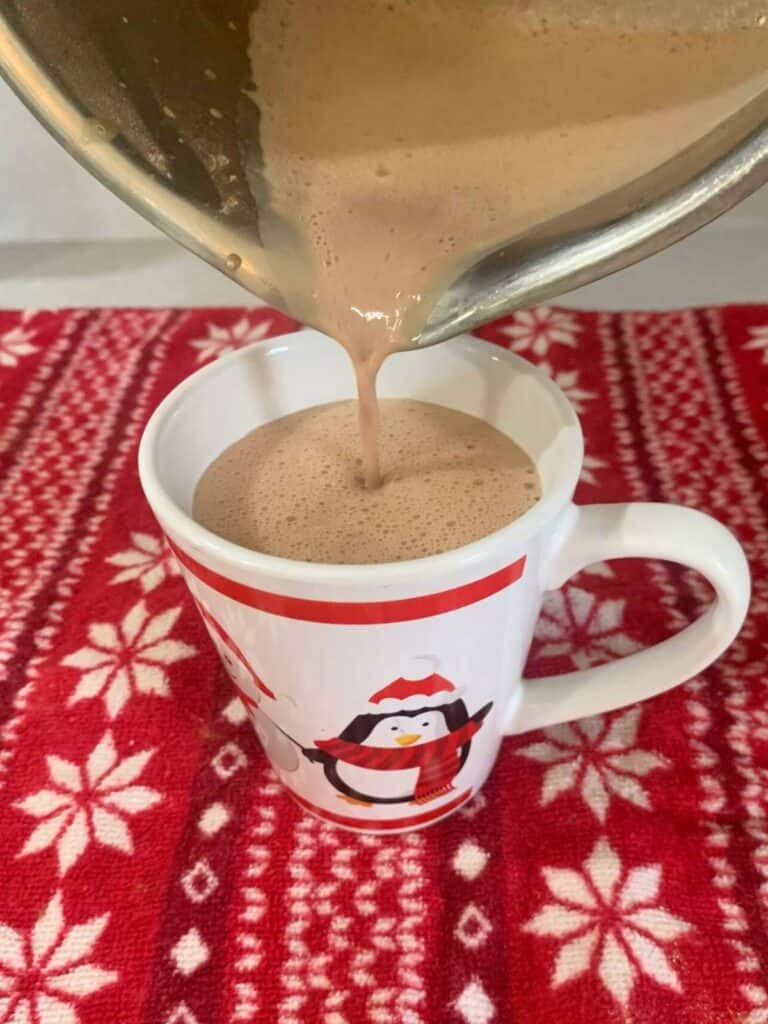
[193,399,541,564]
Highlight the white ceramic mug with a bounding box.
[138,329,750,833]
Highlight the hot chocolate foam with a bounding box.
[192,399,541,564]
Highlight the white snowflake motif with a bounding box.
[0,326,37,368]
[189,316,272,363]
[744,324,768,364]
[62,599,196,718]
[500,307,582,358]
[580,454,608,487]
[538,363,596,414]
[105,532,180,594]
[0,891,117,1023]
[15,731,162,875]
[524,838,690,1008]
[583,561,614,579]
[535,586,640,670]
[516,707,668,821]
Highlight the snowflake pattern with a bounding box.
[539,363,596,414]
[582,561,615,579]
[535,586,641,670]
[0,326,37,368]
[62,599,196,718]
[524,838,690,1007]
[189,317,272,363]
[500,308,582,358]
[105,532,180,593]
[744,324,768,363]
[580,454,609,487]
[0,891,117,1023]
[15,731,162,875]
[516,708,668,821]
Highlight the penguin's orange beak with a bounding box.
[395,733,421,747]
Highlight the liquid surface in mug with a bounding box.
[192,399,541,564]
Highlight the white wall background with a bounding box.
[2,82,767,310]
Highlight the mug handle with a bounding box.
[505,502,750,735]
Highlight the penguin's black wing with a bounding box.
[302,746,333,766]
[456,702,493,772]
[471,702,493,724]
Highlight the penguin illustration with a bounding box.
[251,705,300,773]
[192,596,276,705]
[303,659,492,806]
[191,598,299,770]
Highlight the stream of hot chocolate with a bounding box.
[353,357,385,489]
[246,1,768,489]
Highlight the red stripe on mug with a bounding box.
[289,787,473,831]
[167,539,526,625]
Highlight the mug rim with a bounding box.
[138,329,584,586]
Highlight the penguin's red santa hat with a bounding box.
[368,655,461,714]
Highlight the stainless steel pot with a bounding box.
[2,1,767,346]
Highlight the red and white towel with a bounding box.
[0,303,767,1023]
